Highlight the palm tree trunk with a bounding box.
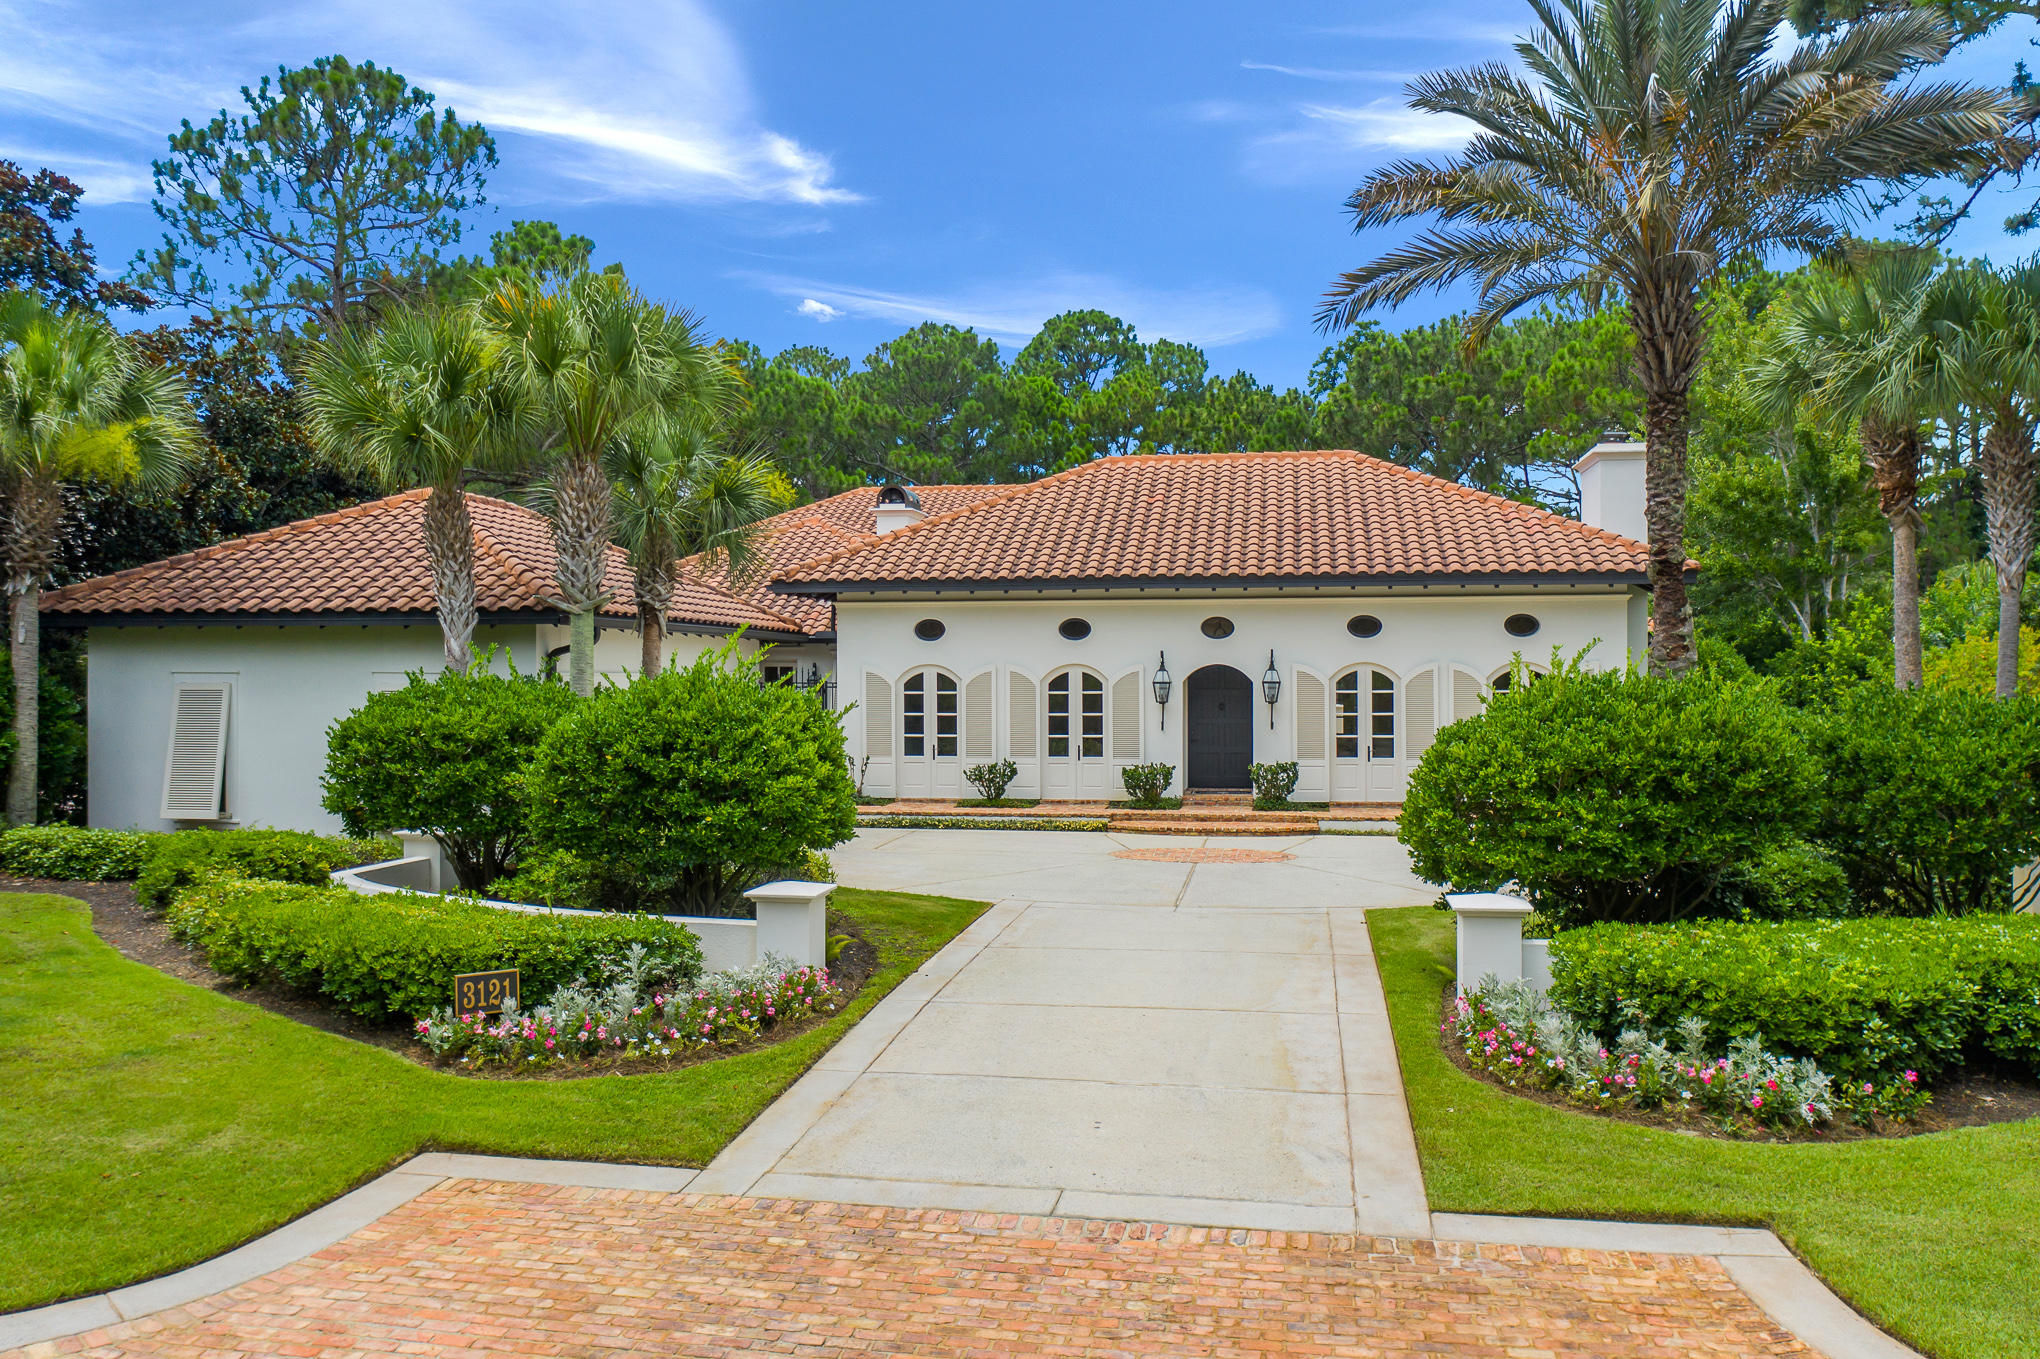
[1864,420,1925,688]
[422,482,478,672]
[549,450,613,697]
[5,477,62,826]
[638,601,664,679]
[635,554,674,679]
[1980,416,2036,698]
[1630,281,1702,677]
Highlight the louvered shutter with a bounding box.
[1294,670,1327,760]
[1008,672,1038,757]
[1110,670,1142,761]
[161,682,231,820]
[863,673,893,758]
[963,671,995,759]
[1451,667,1483,722]
[1405,668,1438,761]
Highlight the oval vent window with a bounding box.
[1058,617,1092,641]
[1201,616,1235,639]
[1346,614,1383,639]
[913,618,946,641]
[1504,613,1541,638]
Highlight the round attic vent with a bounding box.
[1346,614,1383,639]
[913,618,946,641]
[1058,617,1092,640]
[1201,616,1235,639]
[1504,613,1541,638]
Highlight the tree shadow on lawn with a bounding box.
[0,886,986,1314]
[1367,904,2040,1359]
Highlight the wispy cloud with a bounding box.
[1295,101,1473,152]
[740,271,1283,349]
[0,0,854,209]
[796,298,841,321]
[1241,61,1411,83]
[1301,21,1521,42]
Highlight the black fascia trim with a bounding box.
[46,609,809,641]
[776,569,1675,597]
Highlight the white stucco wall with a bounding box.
[83,623,547,833]
[833,588,1643,802]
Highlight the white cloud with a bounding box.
[0,0,855,208]
[1297,100,1473,151]
[1241,61,1411,83]
[0,144,154,203]
[796,298,841,321]
[742,271,1283,349]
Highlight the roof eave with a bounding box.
[46,608,810,641]
[776,569,1674,597]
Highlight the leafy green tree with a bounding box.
[424,219,619,303]
[133,55,496,343]
[0,162,149,313]
[1317,0,2005,675]
[302,304,529,670]
[322,663,578,889]
[608,419,782,677]
[728,342,855,499]
[1013,310,1145,396]
[482,273,732,695]
[837,322,1011,483]
[58,319,381,583]
[0,292,202,823]
[1754,251,1947,686]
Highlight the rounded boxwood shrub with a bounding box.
[166,877,702,1022]
[524,645,856,914]
[323,663,578,890]
[1549,915,2040,1084]
[1803,685,2040,915]
[1399,667,1817,927]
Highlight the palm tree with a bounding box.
[1316,0,2006,675]
[609,420,782,678]
[301,305,528,672]
[1753,250,1943,687]
[1904,261,2040,697]
[481,273,731,695]
[0,291,201,823]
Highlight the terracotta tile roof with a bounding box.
[685,483,1015,635]
[43,490,805,635]
[779,452,1659,589]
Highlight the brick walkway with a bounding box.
[23,1181,1808,1358]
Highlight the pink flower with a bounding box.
[1750,1095,1763,1109]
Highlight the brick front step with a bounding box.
[1111,819,1306,836]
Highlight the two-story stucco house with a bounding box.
[46,442,1658,831]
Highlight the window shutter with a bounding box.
[963,671,995,759]
[1294,670,1326,760]
[863,673,892,758]
[1008,671,1037,757]
[1406,667,1438,760]
[160,682,231,820]
[1111,670,1141,761]
[1451,667,1482,722]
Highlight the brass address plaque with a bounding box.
[452,968,520,1015]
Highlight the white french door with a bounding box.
[898,669,963,798]
[1043,669,1109,799]
[1332,668,1406,802]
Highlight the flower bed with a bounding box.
[417,954,843,1068]
[1446,980,1928,1132]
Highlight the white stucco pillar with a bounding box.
[744,880,835,968]
[1448,891,1535,994]
[396,832,450,892]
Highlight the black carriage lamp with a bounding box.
[1153,652,1173,729]
[1262,650,1281,729]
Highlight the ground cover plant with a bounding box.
[0,885,986,1312]
[166,877,704,1022]
[856,814,1110,832]
[1371,905,2040,1359]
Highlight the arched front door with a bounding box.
[1043,668,1109,799]
[1185,665,1253,790]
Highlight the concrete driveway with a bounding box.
[692,828,1439,1234]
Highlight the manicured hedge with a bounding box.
[1549,916,2040,1084]
[134,829,398,910]
[0,825,154,880]
[855,815,1110,832]
[166,878,704,1022]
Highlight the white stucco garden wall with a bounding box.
[833,588,1644,802]
[81,623,551,833]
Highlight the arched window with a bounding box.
[901,670,958,757]
[1046,670,1104,759]
[1489,666,1544,695]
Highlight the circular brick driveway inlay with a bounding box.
[34,1182,1811,1358]
[1111,846,1296,863]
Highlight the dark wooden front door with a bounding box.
[1186,665,1253,789]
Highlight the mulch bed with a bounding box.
[6,873,882,1080]
[1432,980,2040,1142]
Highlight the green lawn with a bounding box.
[0,887,986,1313]
[1371,906,2040,1359]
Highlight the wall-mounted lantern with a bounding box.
[1262,649,1281,729]
[1153,651,1173,729]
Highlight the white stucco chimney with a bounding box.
[1573,439,1648,543]
[873,485,925,535]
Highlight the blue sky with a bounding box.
[7,0,2038,388]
